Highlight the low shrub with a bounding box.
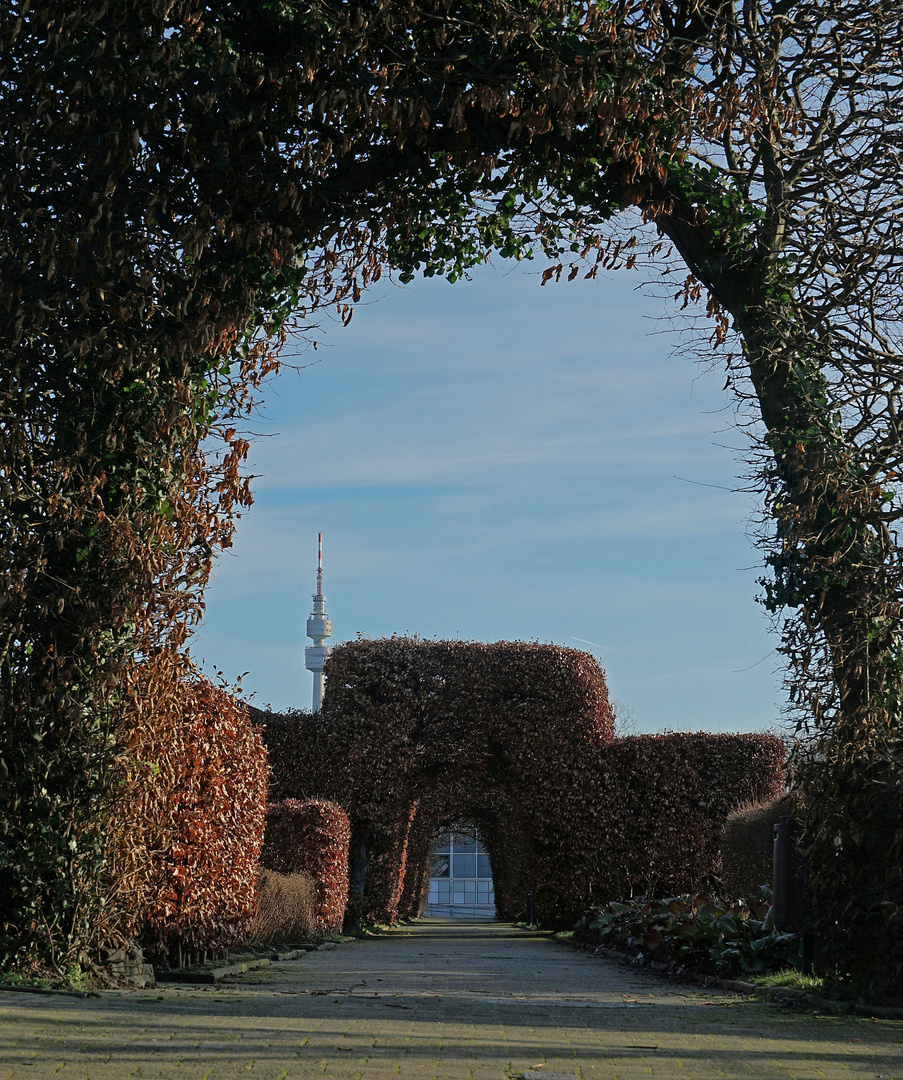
[260,799,350,932]
[250,870,317,944]
[574,891,802,977]
[720,795,795,898]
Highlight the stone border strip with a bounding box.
[152,941,343,984]
[155,956,272,984]
[0,941,344,995]
[0,982,97,999]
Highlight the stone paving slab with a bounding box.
[1,919,901,1080]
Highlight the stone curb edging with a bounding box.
[155,957,272,984]
[0,982,97,999]
[152,942,342,984]
[0,942,344,994]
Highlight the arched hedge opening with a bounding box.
[259,638,784,928]
[395,779,534,922]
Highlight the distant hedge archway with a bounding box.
[262,638,783,928]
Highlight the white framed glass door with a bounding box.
[426,826,495,918]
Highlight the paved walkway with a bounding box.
[1,919,901,1080]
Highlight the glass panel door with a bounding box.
[426,825,495,918]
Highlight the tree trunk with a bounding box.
[658,202,903,991]
[343,822,374,934]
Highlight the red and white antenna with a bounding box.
[316,532,323,596]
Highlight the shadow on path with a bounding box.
[1,919,900,1079]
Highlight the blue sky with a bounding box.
[191,258,785,734]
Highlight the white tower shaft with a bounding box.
[304,532,333,711]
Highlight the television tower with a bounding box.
[304,533,333,711]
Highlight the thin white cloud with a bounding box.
[195,260,781,728]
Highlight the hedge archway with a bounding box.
[261,638,784,928]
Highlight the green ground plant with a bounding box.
[574,890,801,978]
[746,969,826,994]
[0,971,57,991]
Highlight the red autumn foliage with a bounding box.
[257,638,784,928]
[353,801,419,926]
[260,799,350,932]
[113,661,268,963]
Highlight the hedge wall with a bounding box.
[571,733,786,909]
[111,663,268,964]
[395,777,532,921]
[257,639,784,928]
[260,799,350,932]
[355,802,417,926]
[720,795,794,899]
[394,733,785,925]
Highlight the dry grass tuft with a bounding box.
[250,870,318,944]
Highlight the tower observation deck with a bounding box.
[304,533,333,711]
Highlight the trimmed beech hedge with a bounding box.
[395,777,530,921]
[258,638,784,928]
[577,734,786,908]
[112,664,268,964]
[355,802,416,926]
[720,795,794,898]
[260,799,350,932]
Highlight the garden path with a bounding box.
[1,919,900,1080]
